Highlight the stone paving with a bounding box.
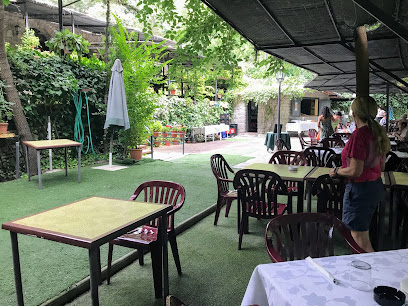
[149,133,303,168]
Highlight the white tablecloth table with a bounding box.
[393,150,408,159]
[241,249,408,306]
[191,124,230,142]
[286,121,318,133]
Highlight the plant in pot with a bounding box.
[169,82,177,95]
[0,81,14,135]
[161,125,170,137]
[164,137,171,146]
[171,125,179,138]
[151,121,162,137]
[154,136,162,147]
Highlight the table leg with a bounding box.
[306,181,312,212]
[161,213,168,305]
[297,182,304,213]
[78,146,81,183]
[10,232,24,306]
[89,247,100,306]
[25,145,30,181]
[37,150,42,190]
[65,147,68,176]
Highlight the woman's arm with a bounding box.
[317,115,322,128]
[330,157,364,178]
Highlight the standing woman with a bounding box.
[317,106,335,139]
[330,97,390,252]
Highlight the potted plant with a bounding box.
[154,136,162,147]
[164,137,171,146]
[178,126,187,138]
[161,125,171,137]
[151,121,162,137]
[169,83,177,95]
[171,125,179,138]
[0,83,14,135]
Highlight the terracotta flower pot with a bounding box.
[172,140,179,145]
[154,141,161,147]
[170,89,176,95]
[153,131,160,137]
[165,141,171,146]
[171,131,178,138]
[0,122,8,134]
[129,148,143,160]
[162,132,169,137]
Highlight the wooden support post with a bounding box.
[355,26,369,98]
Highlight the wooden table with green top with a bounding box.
[244,163,314,213]
[23,139,82,189]
[2,196,172,306]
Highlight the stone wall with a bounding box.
[231,96,247,135]
[232,95,292,135]
[3,11,103,49]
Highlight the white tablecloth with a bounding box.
[393,151,408,159]
[191,124,230,141]
[286,121,318,133]
[241,249,408,306]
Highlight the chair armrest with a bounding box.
[219,177,233,183]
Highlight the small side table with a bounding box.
[23,139,82,189]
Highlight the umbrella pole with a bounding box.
[109,127,114,167]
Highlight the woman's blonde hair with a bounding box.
[351,96,390,155]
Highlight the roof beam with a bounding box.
[63,0,82,8]
[323,0,342,41]
[255,0,295,44]
[201,0,258,48]
[341,42,408,88]
[371,70,408,94]
[352,0,408,44]
[258,35,397,50]
[302,47,345,73]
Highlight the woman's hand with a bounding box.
[329,168,337,177]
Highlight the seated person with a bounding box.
[375,106,384,122]
[379,111,387,127]
[395,121,408,141]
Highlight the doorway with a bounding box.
[247,101,258,132]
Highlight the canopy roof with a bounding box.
[202,0,408,94]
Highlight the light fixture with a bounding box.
[13,25,21,36]
[275,68,286,149]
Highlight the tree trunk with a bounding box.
[0,4,37,174]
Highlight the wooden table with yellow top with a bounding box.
[244,163,314,213]
[23,139,82,189]
[1,196,172,306]
[388,171,408,244]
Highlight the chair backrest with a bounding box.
[304,146,336,167]
[311,174,345,219]
[385,151,400,172]
[332,133,351,141]
[233,169,288,218]
[210,154,235,196]
[269,150,308,166]
[298,133,309,150]
[130,180,186,230]
[397,158,408,173]
[321,137,345,148]
[273,124,283,133]
[265,212,365,262]
[308,129,318,145]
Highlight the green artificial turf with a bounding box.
[0,158,224,306]
[171,153,251,166]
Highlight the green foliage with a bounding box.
[0,80,14,122]
[372,93,408,120]
[7,46,106,145]
[46,29,90,57]
[153,95,231,128]
[2,0,10,5]
[18,28,40,50]
[110,16,170,148]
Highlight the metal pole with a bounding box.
[58,0,63,31]
[48,116,52,171]
[16,142,20,179]
[71,13,75,34]
[182,134,185,155]
[150,135,153,159]
[215,78,218,102]
[24,0,29,28]
[386,84,390,131]
[277,81,282,140]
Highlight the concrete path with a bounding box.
[150,133,304,168]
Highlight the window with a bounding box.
[300,98,319,116]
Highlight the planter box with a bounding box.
[129,148,143,160]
